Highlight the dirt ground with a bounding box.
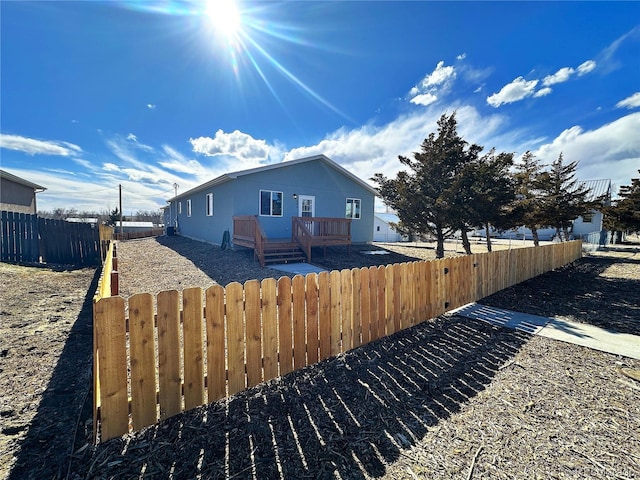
[1,236,639,479]
[0,263,98,479]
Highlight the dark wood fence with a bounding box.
[0,211,101,266]
[0,211,39,263]
[114,228,164,241]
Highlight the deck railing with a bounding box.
[292,216,351,261]
[233,216,267,265]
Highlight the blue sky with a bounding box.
[1,1,639,214]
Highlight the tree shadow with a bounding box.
[154,236,420,286]
[311,244,421,271]
[8,269,99,480]
[72,315,529,479]
[481,255,640,335]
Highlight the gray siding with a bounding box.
[0,178,37,214]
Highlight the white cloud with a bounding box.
[422,61,456,87]
[127,133,138,142]
[533,112,640,192]
[147,104,156,110]
[0,133,82,157]
[284,104,506,189]
[103,163,120,172]
[597,26,639,74]
[577,60,596,76]
[457,53,467,61]
[542,67,575,86]
[534,87,553,98]
[159,145,207,176]
[616,92,640,109]
[410,93,438,106]
[189,129,271,162]
[408,61,457,107]
[487,77,539,107]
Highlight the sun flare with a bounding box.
[206,0,241,39]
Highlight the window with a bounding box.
[186,199,192,217]
[581,212,593,223]
[206,193,214,216]
[345,198,361,219]
[376,226,381,232]
[178,202,182,214]
[260,190,283,216]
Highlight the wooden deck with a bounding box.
[233,216,351,266]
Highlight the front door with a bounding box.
[298,195,315,233]
[298,195,315,217]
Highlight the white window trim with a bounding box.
[178,201,182,214]
[186,199,192,217]
[259,190,284,217]
[206,193,214,216]
[346,197,361,219]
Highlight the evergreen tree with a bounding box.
[468,149,516,252]
[445,148,515,253]
[373,113,482,258]
[605,171,640,234]
[108,207,125,227]
[540,153,592,241]
[511,151,548,246]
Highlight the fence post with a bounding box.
[94,296,128,441]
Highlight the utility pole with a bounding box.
[119,184,123,240]
[173,182,178,228]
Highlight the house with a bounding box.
[373,213,405,242]
[571,179,612,237]
[474,179,612,243]
[166,155,378,265]
[0,169,46,214]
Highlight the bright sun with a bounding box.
[206,0,241,39]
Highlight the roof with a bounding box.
[67,217,98,223]
[0,169,46,191]
[116,221,154,228]
[375,213,400,224]
[170,154,378,201]
[580,179,611,204]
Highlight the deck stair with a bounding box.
[233,215,351,267]
[262,240,306,265]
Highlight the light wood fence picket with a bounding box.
[93,240,582,441]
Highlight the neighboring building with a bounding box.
[571,179,612,237]
[67,217,99,225]
[373,213,405,242]
[114,221,155,234]
[166,155,378,264]
[0,169,46,214]
[474,179,612,242]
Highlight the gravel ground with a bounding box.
[2,235,639,479]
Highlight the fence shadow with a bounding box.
[76,315,529,479]
[482,255,640,336]
[8,269,99,480]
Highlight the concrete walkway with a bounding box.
[452,303,640,360]
[269,262,327,276]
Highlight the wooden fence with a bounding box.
[0,211,39,262]
[0,211,102,265]
[93,241,582,441]
[114,227,165,241]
